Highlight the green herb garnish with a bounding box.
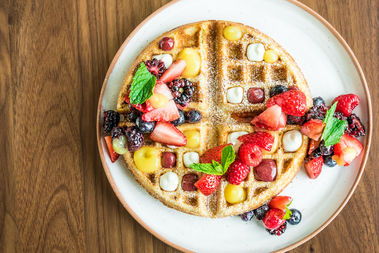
[129,63,156,105]
[321,102,348,147]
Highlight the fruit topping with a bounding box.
[262,208,286,230]
[133,146,160,173]
[150,122,187,146]
[177,48,201,78]
[313,96,325,107]
[111,127,128,155]
[200,144,231,163]
[305,103,327,121]
[224,184,246,204]
[254,159,277,182]
[238,143,263,167]
[142,100,180,122]
[263,49,279,63]
[168,78,195,107]
[324,155,337,167]
[332,94,360,116]
[104,136,119,163]
[300,119,325,141]
[111,126,125,139]
[308,139,321,155]
[159,172,179,191]
[333,134,363,166]
[125,127,144,152]
[127,107,141,122]
[223,26,242,41]
[171,109,185,126]
[159,59,186,83]
[318,140,334,156]
[247,87,265,104]
[161,152,176,168]
[288,209,302,225]
[266,90,307,116]
[181,173,199,191]
[238,131,274,152]
[183,129,200,148]
[195,174,221,196]
[269,85,288,98]
[226,160,250,185]
[266,222,287,236]
[149,93,169,108]
[185,110,202,123]
[304,156,323,179]
[247,43,265,61]
[240,210,255,221]
[251,105,287,131]
[183,152,199,167]
[145,58,166,78]
[123,91,154,113]
[136,116,156,133]
[153,54,173,68]
[253,204,270,220]
[228,131,248,146]
[159,37,175,51]
[153,81,174,100]
[103,110,120,134]
[287,115,305,125]
[269,196,292,211]
[282,130,303,152]
[346,113,366,137]
[227,87,243,103]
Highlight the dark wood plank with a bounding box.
[0,0,377,252]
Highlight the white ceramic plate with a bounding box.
[97,0,371,252]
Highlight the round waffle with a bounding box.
[116,20,312,217]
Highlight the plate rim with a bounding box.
[96,0,372,252]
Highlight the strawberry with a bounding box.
[158,60,186,83]
[104,136,119,163]
[154,81,174,100]
[304,156,323,179]
[200,144,231,163]
[150,122,187,146]
[266,90,307,116]
[269,196,292,211]
[123,91,154,113]
[194,174,221,196]
[237,131,274,151]
[300,119,325,141]
[226,160,250,185]
[251,105,287,131]
[142,100,180,122]
[333,134,363,166]
[238,143,262,167]
[262,208,286,230]
[308,139,321,155]
[332,94,360,116]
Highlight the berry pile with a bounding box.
[169,78,195,107]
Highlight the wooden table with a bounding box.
[1,0,377,252]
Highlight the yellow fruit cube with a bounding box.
[177,48,201,78]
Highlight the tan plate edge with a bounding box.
[96,1,372,252]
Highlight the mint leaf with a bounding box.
[323,102,337,124]
[283,208,292,220]
[129,63,156,104]
[189,163,220,174]
[321,102,348,147]
[221,145,235,172]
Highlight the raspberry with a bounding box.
[103,110,120,134]
[125,126,144,152]
[266,90,307,116]
[267,221,287,236]
[346,113,365,137]
[145,58,166,78]
[332,94,360,116]
[168,79,195,106]
[237,132,274,151]
[226,160,250,185]
[238,143,263,167]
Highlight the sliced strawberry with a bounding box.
[104,136,119,163]
[308,139,321,155]
[269,196,292,211]
[332,94,360,116]
[304,156,323,179]
[200,144,231,163]
[301,119,325,141]
[333,134,363,166]
[266,90,307,116]
[150,122,187,146]
[154,81,174,100]
[237,132,274,151]
[226,160,250,185]
[238,143,262,167]
[142,100,180,122]
[123,91,154,113]
[194,174,221,196]
[262,208,286,230]
[251,105,287,131]
[158,60,186,83]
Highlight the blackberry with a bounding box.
[313,96,325,107]
[240,210,255,221]
[324,155,337,167]
[125,127,144,152]
[169,79,195,106]
[319,140,334,156]
[288,209,302,225]
[111,127,125,139]
[346,113,365,137]
[267,222,287,236]
[145,59,166,78]
[253,204,269,220]
[103,110,120,134]
[136,116,155,133]
[287,115,305,125]
[171,109,185,126]
[185,110,202,123]
[269,85,288,97]
[306,104,327,122]
[334,112,347,121]
[310,148,322,158]
[127,107,141,122]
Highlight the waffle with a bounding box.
[116,20,311,217]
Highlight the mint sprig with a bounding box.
[321,102,348,147]
[129,63,156,105]
[189,145,235,175]
[283,199,293,220]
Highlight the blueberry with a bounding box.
[240,210,255,221]
[324,155,337,167]
[171,109,185,126]
[253,204,269,220]
[313,96,325,107]
[269,85,288,97]
[136,116,155,133]
[185,110,202,123]
[288,209,302,225]
[127,108,141,122]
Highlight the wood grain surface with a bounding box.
[0,0,377,252]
